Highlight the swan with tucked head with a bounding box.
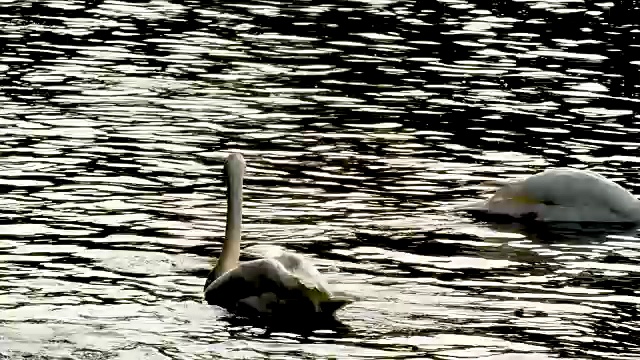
[204,153,352,316]
[456,167,640,223]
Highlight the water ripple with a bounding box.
[1,0,640,359]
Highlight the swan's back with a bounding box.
[461,168,640,222]
[204,252,351,316]
[522,168,636,209]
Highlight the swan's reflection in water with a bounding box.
[218,312,352,338]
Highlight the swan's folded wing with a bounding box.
[272,252,341,310]
[272,252,331,291]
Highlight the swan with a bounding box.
[455,167,640,223]
[203,153,352,317]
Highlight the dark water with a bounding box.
[1,0,640,358]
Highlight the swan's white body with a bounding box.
[204,153,350,316]
[457,168,640,223]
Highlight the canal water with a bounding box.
[0,0,639,359]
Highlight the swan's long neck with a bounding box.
[213,168,243,278]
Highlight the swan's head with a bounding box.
[224,153,246,182]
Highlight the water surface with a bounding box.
[1,0,640,359]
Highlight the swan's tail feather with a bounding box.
[320,296,352,314]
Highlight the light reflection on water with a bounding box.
[1,0,640,359]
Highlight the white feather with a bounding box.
[204,153,351,316]
[457,168,640,223]
[205,251,342,314]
